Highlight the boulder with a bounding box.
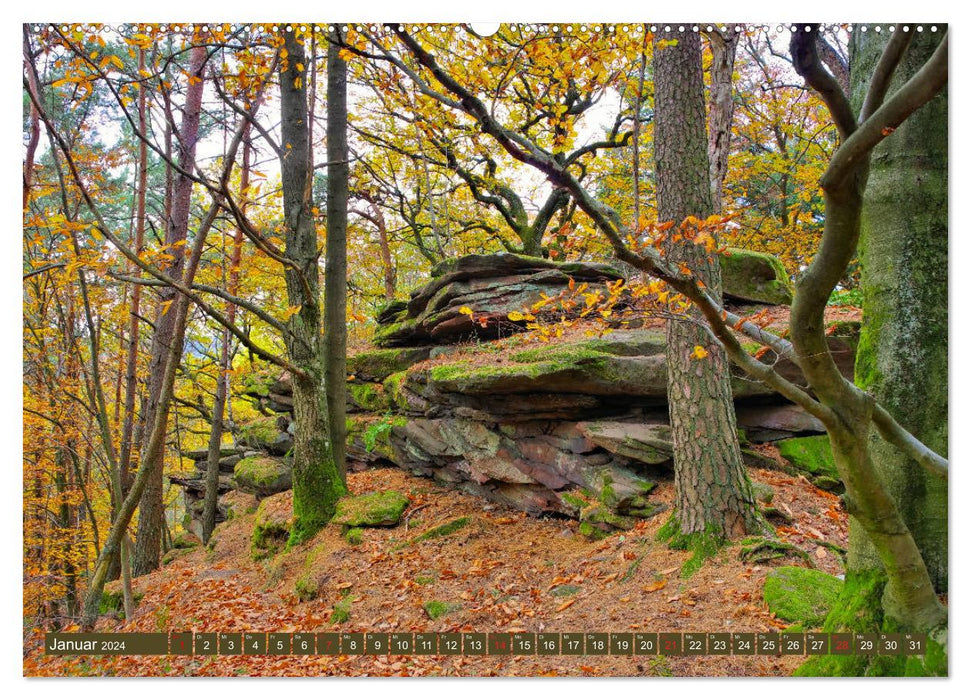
[763,566,843,627]
[332,490,411,528]
[776,435,843,492]
[234,455,292,497]
[238,415,293,455]
[721,248,794,306]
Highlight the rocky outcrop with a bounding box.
[169,444,247,539]
[373,252,625,347]
[175,250,849,536]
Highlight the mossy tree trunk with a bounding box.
[653,29,762,540]
[279,30,347,545]
[784,27,948,671]
[850,26,948,593]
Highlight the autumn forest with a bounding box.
[22,22,948,677]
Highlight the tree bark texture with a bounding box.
[850,26,948,592]
[326,36,349,477]
[653,29,759,538]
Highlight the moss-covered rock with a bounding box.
[347,347,432,381]
[346,382,392,413]
[251,497,293,561]
[763,566,843,627]
[333,490,410,528]
[776,435,843,492]
[794,569,947,676]
[579,504,636,540]
[238,415,292,455]
[721,248,794,306]
[234,456,292,497]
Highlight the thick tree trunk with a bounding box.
[653,28,760,539]
[784,26,947,660]
[850,27,948,593]
[280,30,346,544]
[325,36,349,477]
[132,45,206,576]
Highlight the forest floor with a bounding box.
[25,461,849,678]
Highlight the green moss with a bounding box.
[234,456,290,491]
[423,600,461,620]
[657,517,726,578]
[238,415,280,447]
[397,516,470,549]
[289,449,346,547]
[776,436,842,491]
[750,480,774,504]
[429,344,620,392]
[579,504,635,539]
[373,317,419,348]
[792,569,946,676]
[330,595,352,624]
[347,382,391,413]
[560,491,590,512]
[383,371,409,407]
[854,313,883,391]
[333,490,410,528]
[344,527,364,545]
[722,248,794,305]
[348,347,429,381]
[509,344,612,365]
[241,369,275,398]
[579,522,608,540]
[294,574,318,602]
[550,584,581,597]
[362,415,405,455]
[251,499,293,560]
[763,566,843,627]
[99,589,145,617]
[162,545,197,565]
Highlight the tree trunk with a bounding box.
[202,130,252,544]
[706,28,738,213]
[201,326,229,544]
[783,27,947,667]
[326,35,349,477]
[850,26,947,593]
[279,30,346,545]
[132,45,206,576]
[653,28,761,540]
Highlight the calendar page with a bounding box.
[19,8,951,684]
